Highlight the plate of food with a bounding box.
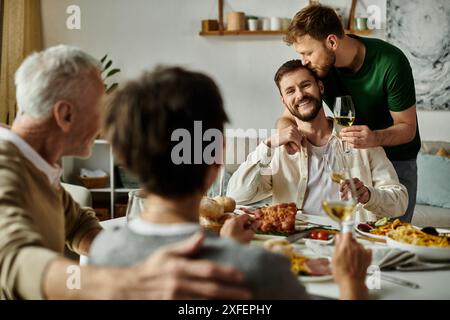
[263,239,333,282]
[356,218,407,240]
[199,196,237,233]
[239,202,298,235]
[386,225,450,261]
[294,254,334,282]
[297,228,336,245]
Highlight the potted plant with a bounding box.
[100,54,121,94]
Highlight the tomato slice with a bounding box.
[317,231,329,241]
[309,230,318,239]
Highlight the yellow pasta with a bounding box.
[370,219,406,236]
[388,225,450,248]
[291,253,310,274]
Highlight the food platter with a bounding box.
[386,225,450,261]
[386,236,450,261]
[355,225,387,240]
[355,218,406,240]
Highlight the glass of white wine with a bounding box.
[322,147,357,233]
[334,95,356,153]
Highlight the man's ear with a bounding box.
[317,80,325,95]
[53,101,74,133]
[325,34,339,51]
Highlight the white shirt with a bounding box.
[128,217,201,236]
[0,127,62,186]
[302,142,340,216]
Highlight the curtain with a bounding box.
[0,0,42,125]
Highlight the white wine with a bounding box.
[321,200,355,223]
[334,116,355,127]
[331,172,345,184]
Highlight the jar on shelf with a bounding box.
[227,12,245,31]
[246,15,258,31]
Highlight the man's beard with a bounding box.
[287,94,322,122]
[313,48,335,78]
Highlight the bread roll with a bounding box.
[263,239,294,258]
[213,196,236,213]
[199,197,224,220]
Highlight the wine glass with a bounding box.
[333,95,356,153]
[323,143,357,233]
[126,189,146,222]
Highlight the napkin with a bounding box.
[304,240,450,271]
[371,247,450,271]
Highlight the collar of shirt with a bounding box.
[128,216,201,236]
[0,127,62,186]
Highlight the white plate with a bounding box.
[252,233,285,241]
[386,236,450,262]
[298,234,335,245]
[299,274,334,282]
[355,225,386,240]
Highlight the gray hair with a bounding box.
[15,45,101,118]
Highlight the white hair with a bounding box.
[14,45,101,118]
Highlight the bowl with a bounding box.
[386,236,450,262]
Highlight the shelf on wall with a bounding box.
[115,188,137,193]
[94,139,110,144]
[199,30,286,36]
[89,188,112,192]
[199,29,372,37]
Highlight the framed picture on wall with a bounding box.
[386,0,450,111]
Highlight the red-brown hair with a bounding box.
[285,5,345,45]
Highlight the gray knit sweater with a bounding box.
[88,220,309,299]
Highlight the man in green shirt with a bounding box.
[277,5,420,222]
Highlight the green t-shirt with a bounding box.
[322,35,421,161]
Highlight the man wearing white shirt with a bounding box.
[227,60,408,223]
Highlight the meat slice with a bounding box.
[304,258,332,276]
[254,203,297,234]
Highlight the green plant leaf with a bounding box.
[104,68,121,79]
[106,83,119,94]
[100,54,108,63]
[102,60,112,72]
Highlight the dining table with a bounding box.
[85,214,450,300]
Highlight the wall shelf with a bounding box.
[199,30,286,36]
[199,0,373,37]
[199,29,372,37]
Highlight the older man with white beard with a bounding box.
[0,45,250,300]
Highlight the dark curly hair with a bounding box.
[104,66,229,197]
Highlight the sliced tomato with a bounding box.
[309,230,319,239]
[317,230,329,241]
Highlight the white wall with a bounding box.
[41,0,450,141]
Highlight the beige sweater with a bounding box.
[0,141,101,300]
